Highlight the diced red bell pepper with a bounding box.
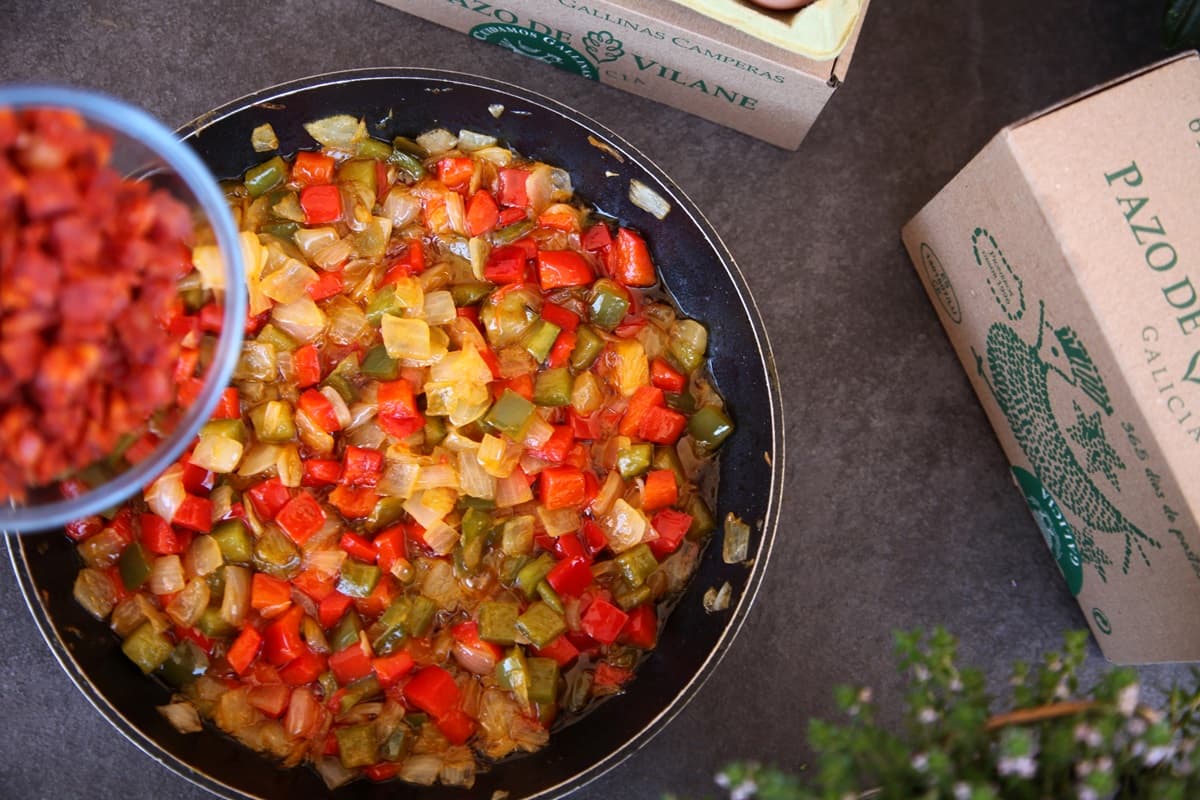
[497,167,529,207]
[527,425,574,464]
[466,188,500,236]
[534,634,580,667]
[227,626,263,675]
[619,385,665,437]
[483,244,528,284]
[212,387,241,419]
[363,763,400,782]
[292,151,335,187]
[329,640,374,685]
[382,243,426,284]
[248,683,293,718]
[175,624,213,654]
[641,469,678,511]
[546,556,594,597]
[403,665,461,718]
[537,249,593,289]
[297,388,342,433]
[540,302,580,332]
[581,222,612,251]
[581,598,628,645]
[436,708,477,746]
[546,329,577,369]
[173,348,199,384]
[614,318,648,339]
[450,620,504,662]
[306,269,344,301]
[275,492,326,545]
[177,376,205,408]
[124,431,160,464]
[251,572,293,611]
[279,647,327,686]
[497,206,526,226]
[539,466,587,510]
[500,373,534,402]
[356,574,400,618]
[318,591,355,630]
[650,357,687,393]
[247,477,292,520]
[65,515,103,543]
[649,508,693,558]
[537,208,579,233]
[621,604,657,649]
[373,524,409,573]
[303,458,342,488]
[263,605,306,666]
[557,532,587,560]
[300,183,343,224]
[568,409,603,441]
[372,651,416,689]
[594,662,633,689]
[339,531,378,564]
[291,568,336,603]
[173,494,213,533]
[328,484,379,519]
[198,301,224,334]
[140,513,182,555]
[437,156,475,188]
[376,379,424,439]
[639,405,688,445]
[180,461,215,495]
[613,227,657,287]
[341,445,382,488]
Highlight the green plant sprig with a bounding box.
[698,629,1200,800]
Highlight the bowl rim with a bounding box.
[0,84,247,532]
[10,67,786,799]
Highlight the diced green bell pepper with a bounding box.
[256,323,298,353]
[536,580,564,614]
[501,515,534,556]
[322,353,360,404]
[366,496,406,533]
[339,674,382,712]
[461,507,493,544]
[201,418,248,445]
[651,445,686,486]
[337,158,378,198]
[122,622,174,674]
[336,723,380,770]
[331,610,364,653]
[356,138,393,161]
[615,583,653,610]
[526,657,560,706]
[485,389,535,438]
[495,646,530,706]
[478,601,519,646]
[249,400,296,443]
[533,367,572,407]
[685,494,717,539]
[366,284,417,327]
[570,325,605,372]
[689,405,735,451]
[380,725,411,762]
[360,344,399,380]
[260,221,299,240]
[616,444,653,480]
[337,560,382,599]
[522,319,561,363]
[118,541,152,591]
[514,552,554,600]
[195,606,234,638]
[588,279,629,330]
[450,281,493,307]
[616,543,658,588]
[492,219,534,245]
[244,155,288,197]
[516,602,566,650]
[423,415,447,447]
[159,640,209,688]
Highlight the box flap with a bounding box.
[1007,50,1199,132]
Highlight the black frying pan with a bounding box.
[8,69,784,800]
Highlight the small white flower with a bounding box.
[953,782,972,800]
[913,665,931,683]
[911,753,929,772]
[997,755,1037,778]
[1095,756,1112,773]
[858,688,873,704]
[949,676,963,692]
[1077,786,1098,800]
[715,773,732,789]
[1116,683,1139,716]
[918,707,938,725]
[731,780,758,800]
[1125,717,1147,738]
[1144,745,1174,767]
[1075,759,1093,778]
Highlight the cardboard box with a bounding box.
[374,0,869,150]
[902,52,1200,664]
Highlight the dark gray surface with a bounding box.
[0,1,1192,798]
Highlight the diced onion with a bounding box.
[399,755,443,786]
[526,164,573,213]
[166,577,211,627]
[233,341,277,382]
[148,555,186,595]
[295,408,334,457]
[603,499,648,553]
[457,129,498,151]
[383,187,420,228]
[73,568,117,619]
[303,114,366,150]
[382,315,432,360]
[191,244,225,290]
[472,146,512,166]
[159,701,204,734]
[260,258,318,304]
[423,521,460,556]
[478,434,521,478]
[537,506,581,537]
[275,443,303,488]
[316,756,357,790]
[723,513,751,564]
[184,535,224,578]
[611,339,649,397]
[416,128,457,155]
[313,236,354,270]
[629,178,671,220]
[591,469,624,516]
[495,469,533,508]
[220,565,251,626]
[272,296,327,343]
[145,464,186,523]
[422,291,456,325]
[415,463,459,492]
[294,226,339,260]
[403,491,449,529]
[457,450,496,500]
[238,442,282,477]
[190,433,244,474]
[378,459,421,499]
[703,581,733,614]
[304,548,346,581]
[522,416,554,449]
[469,236,489,280]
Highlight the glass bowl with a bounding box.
[0,86,246,532]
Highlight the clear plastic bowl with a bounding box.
[0,86,246,532]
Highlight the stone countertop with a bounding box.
[0,1,1190,797]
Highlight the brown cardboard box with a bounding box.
[902,52,1200,664]
[373,0,869,150]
